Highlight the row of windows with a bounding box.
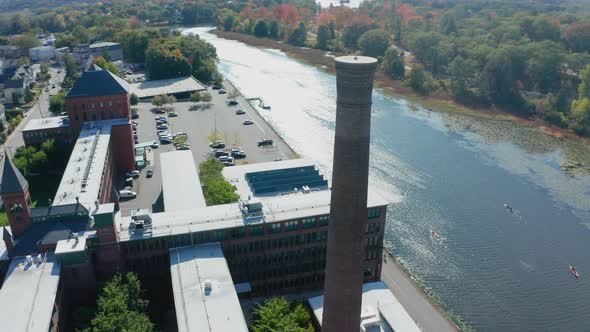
[368,207,381,219]
[246,215,330,237]
[228,246,327,267]
[225,232,328,256]
[251,274,325,294]
[366,248,380,261]
[233,260,327,281]
[366,235,380,247]
[72,100,119,111]
[24,129,67,139]
[74,110,123,122]
[365,222,381,234]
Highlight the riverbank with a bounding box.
[213,30,589,145]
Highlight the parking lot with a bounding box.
[118,83,297,216]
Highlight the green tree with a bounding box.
[254,20,269,38]
[382,48,405,79]
[251,298,313,332]
[72,25,91,44]
[564,21,590,53]
[84,273,153,332]
[201,92,212,103]
[578,64,590,100]
[12,92,21,105]
[24,88,34,103]
[190,92,201,103]
[409,32,442,73]
[448,56,476,97]
[483,47,529,113]
[199,159,239,205]
[14,33,40,50]
[358,29,390,57]
[408,64,426,93]
[342,22,373,50]
[49,92,66,114]
[316,25,330,50]
[130,93,139,106]
[288,22,307,47]
[93,56,120,77]
[440,13,457,35]
[269,20,280,39]
[223,15,235,32]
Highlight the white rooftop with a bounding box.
[0,226,9,261]
[55,234,86,255]
[117,187,387,242]
[161,151,207,212]
[129,76,206,99]
[53,119,128,210]
[90,42,120,48]
[0,254,61,332]
[308,281,421,332]
[170,243,248,332]
[23,116,69,132]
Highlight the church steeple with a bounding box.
[0,155,32,237]
[0,154,28,194]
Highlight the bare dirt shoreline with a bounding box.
[213,30,589,145]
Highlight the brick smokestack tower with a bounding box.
[322,55,377,332]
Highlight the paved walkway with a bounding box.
[381,252,459,332]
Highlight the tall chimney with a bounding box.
[322,55,377,332]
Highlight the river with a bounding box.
[184,27,590,331]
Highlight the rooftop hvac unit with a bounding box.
[204,279,213,292]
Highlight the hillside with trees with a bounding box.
[214,0,590,136]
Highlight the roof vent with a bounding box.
[204,279,213,293]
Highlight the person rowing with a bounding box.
[569,265,581,279]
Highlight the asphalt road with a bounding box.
[119,84,298,216]
[4,66,65,153]
[381,252,459,332]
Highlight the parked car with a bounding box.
[176,145,190,151]
[160,138,172,144]
[156,119,167,125]
[235,109,246,115]
[151,142,159,148]
[154,108,165,114]
[157,124,168,130]
[257,139,274,147]
[209,141,225,149]
[158,130,169,136]
[119,190,137,199]
[243,120,254,125]
[126,170,141,178]
[146,168,153,178]
[132,113,139,119]
[231,149,246,159]
[212,85,222,90]
[221,160,235,167]
[155,116,166,120]
[168,112,178,117]
[228,100,238,106]
[131,120,138,126]
[214,150,228,157]
[218,89,227,94]
[174,132,188,138]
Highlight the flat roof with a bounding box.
[160,151,206,212]
[90,42,120,48]
[308,281,421,332]
[222,159,327,199]
[0,254,61,332]
[170,243,248,332]
[55,234,86,255]
[53,119,128,210]
[23,116,69,132]
[129,76,206,99]
[117,186,387,242]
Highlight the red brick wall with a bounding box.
[66,93,130,130]
[22,127,75,146]
[98,142,115,204]
[2,190,32,238]
[111,123,135,173]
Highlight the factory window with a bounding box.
[302,217,316,229]
[368,207,380,219]
[92,113,97,121]
[232,228,245,239]
[109,101,112,106]
[110,110,114,118]
[319,215,329,226]
[82,104,85,110]
[91,103,95,109]
[212,230,226,241]
[284,220,299,232]
[100,111,105,120]
[250,224,264,236]
[100,102,103,107]
[75,113,79,121]
[83,113,87,121]
[268,223,281,234]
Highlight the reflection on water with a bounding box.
[187,27,590,331]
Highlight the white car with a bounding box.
[119,190,137,199]
[126,170,140,178]
[151,142,159,148]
